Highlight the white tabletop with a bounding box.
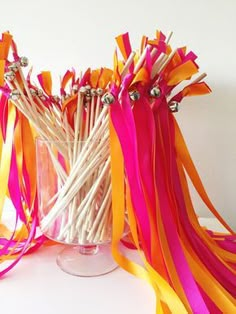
[0,218,226,314]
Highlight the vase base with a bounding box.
[56,244,118,277]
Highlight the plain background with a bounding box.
[1,0,236,228]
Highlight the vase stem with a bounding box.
[79,245,98,255]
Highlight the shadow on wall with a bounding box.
[176,82,236,230]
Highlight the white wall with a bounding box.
[1,0,236,228]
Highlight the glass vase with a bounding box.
[36,138,117,276]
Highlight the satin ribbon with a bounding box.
[1,30,236,314]
[61,70,75,94]
[153,101,209,313]
[109,114,188,314]
[38,71,52,96]
[0,98,46,276]
[0,101,16,220]
[110,93,151,259]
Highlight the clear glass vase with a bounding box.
[36,138,117,276]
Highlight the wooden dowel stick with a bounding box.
[166,31,173,44]
[191,73,207,85]
[56,158,110,240]
[41,150,110,231]
[121,51,136,79]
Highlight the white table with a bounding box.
[0,218,226,314]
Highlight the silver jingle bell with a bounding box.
[20,56,29,67]
[96,88,103,96]
[37,89,46,101]
[79,86,87,94]
[4,71,15,82]
[8,63,18,73]
[10,90,20,100]
[150,85,161,98]
[129,90,140,101]
[52,95,60,102]
[168,101,179,113]
[91,88,97,96]
[40,95,47,101]
[30,88,38,97]
[37,89,44,97]
[72,84,79,92]
[101,92,115,105]
[61,94,70,102]
[85,84,91,90]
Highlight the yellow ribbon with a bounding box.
[0,101,16,220]
[109,113,188,314]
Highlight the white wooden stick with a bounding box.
[134,46,148,74]
[45,128,109,209]
[151,53,167,79]
[86,185,111,242]
[121,51,136,79]
[8,67,113,245]
[191,73,207,85]
[56,158,110,241]
[41,146,110,231]
[157,49,177,75]
[166,31,173,44]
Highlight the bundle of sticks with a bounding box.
[4,66,114,244]
[2,30,236,313]
[1,30,207,247]
[2,43,139,245]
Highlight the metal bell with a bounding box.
[52,95,60,102]
[4,71,15,82]
[150,85,161,98]
[96,88,103,96]
[37,89,44,97]
[129,90,140,101]
[37,89,46,100]
[30,88,37,97]
[91,88,97,96]
[10,90,20,100]
[20,56,29,67]
[85,84,91,90]
[8,63,18,73]
[168,101,179,113]
[85,89,91,98]
[72,84,79,92]
[101,92,115,105]
[79,86,86,94]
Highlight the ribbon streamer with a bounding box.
[0,30,235,314]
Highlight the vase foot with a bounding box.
[56,244,118,277]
